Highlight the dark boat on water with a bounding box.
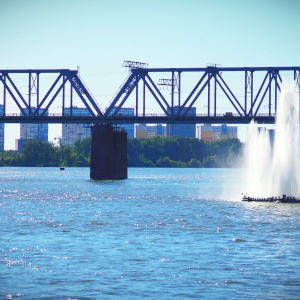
[242,194,300,203]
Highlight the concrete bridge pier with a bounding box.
[90,124,127,180]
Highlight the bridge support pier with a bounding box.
[90,124,127,180]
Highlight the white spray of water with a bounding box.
[244,82,300,198]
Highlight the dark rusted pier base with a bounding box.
[90,124,127,180]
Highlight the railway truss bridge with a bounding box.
[0,64,299,125]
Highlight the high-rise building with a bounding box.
[62,107,91,146]
[20,107,48,141]
[109,107,134,138]
[0,105,4,151]
[201,124,238,141]
[167,106,196,138]
[16,107,48,151]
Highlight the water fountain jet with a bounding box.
[242,82,300,203]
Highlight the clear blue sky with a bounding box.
[0,0,299,149]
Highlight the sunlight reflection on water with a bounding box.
[0,167,300,299]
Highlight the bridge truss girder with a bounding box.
[0,69,103,118]
[0,67,299,125]
[105,66,300,122]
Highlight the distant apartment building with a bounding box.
[109,107,134,138]
[201,124,238,141]
[135,124,167,139]
[62,107,91,146]
[16,107,48,151]
[167,106,196,138]
[20,107,48,142]
[0,105,4,151]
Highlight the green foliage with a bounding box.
[0,150,20,166]
[20,139,57,166]
[127,136,243,168]
[156,157,182,167]
[0,136,243,168]
[0,137,92,167]
[202,155,219,168]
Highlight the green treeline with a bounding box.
[0,138,91,167]
[0,136,243,168]
[128,136,242,167]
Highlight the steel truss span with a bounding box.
[0,67,299,124]
[0,69,103,121]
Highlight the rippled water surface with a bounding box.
[1,167,300,299]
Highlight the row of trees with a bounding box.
[0,136,243,168]
[0,138,91,167]
[128,136,243,167]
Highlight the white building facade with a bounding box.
[135,124,167,139]
[201,124,238,141]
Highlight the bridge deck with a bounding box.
[0,115,275,124]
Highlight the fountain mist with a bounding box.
[244,82,300,198]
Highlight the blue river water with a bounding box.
[1,167,300,299]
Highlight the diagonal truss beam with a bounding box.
[0,74,32,116]
[249,70,282,117]
[178,71,208,116]
[144,74,171,116]
[104,66,300,123]
[215,75,244,116]
[67,71,103,117]
[34,73,63,116]
[104,72,138,117]
[105,71,173,117]
[0,69,103,119]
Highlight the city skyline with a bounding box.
[0,117,244,151]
